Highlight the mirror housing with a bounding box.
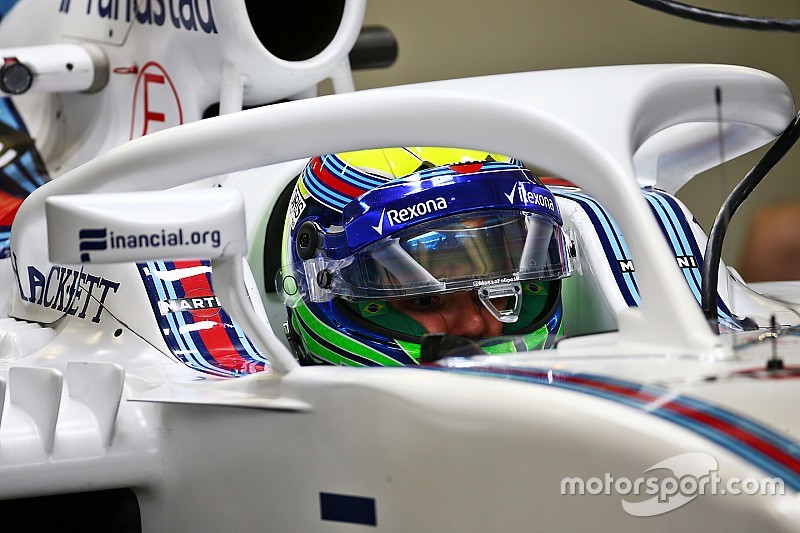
[46,189,247,264]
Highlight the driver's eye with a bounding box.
[392,295,445,313]
[410,295,440,310]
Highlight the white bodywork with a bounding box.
[0,1,799,531]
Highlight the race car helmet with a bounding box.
[276,147,572,366]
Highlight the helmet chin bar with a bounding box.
[476,281,522,323]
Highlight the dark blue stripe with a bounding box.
[0,227,9,258]
[303,167,348,210]
[558,189,738,326]
[135,261,267,378]
[320,492,377,526]
[648,191,736,323]
[1,96,27,132]
[556,191,639,306]
[654,192,735,318]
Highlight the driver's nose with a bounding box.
[447,291,504,338]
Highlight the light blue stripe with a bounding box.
[419,166,458,179]
[326,156,386,189]
[149,261,221,375]
[3,163,35,193]
[0,98,20,128]
[644,195,706,304]
[645,194,686,256]
[646,194,703,303]
[647,193,693,255]
[19,152,47,187]
[304,168,349,209]
[148,261,197,361]
[653,407,800,490]
[0,0,18,16]
[229,319,270,365]
[564,192,640,304]
[677,394,800,453]
[563,193,625,259]
[647,192,734,321]
[680,267,703,303]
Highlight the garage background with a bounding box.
[351,0,800,277]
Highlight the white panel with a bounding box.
[0,376,5,430]
[66,362,124,448]
[8,367,63,455]
[0,328,56,361]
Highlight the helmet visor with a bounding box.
[341,210,571,298]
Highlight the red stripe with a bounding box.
[173,260,262,373]
[541,177,578,188]
[568,375,660,402]
[312,158,367,199]
[0,191,23,226]
[664,401,800,473]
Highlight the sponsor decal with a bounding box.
[79,226,221,261]
[288,186,307,231]
[138,260,270,376]
[561,453,784,517]
[59,0,217,33]
[371,208,385,235]
[385,197,448,227]
[130,62,183,139]
[157,293,221,318]
[11,253,119,323]
[618,255,697,273]
[78,228,107,262]
[505,182,555,211]
[472,275,520,287]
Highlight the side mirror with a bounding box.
[45,188,299,374]
[45,189,247,264]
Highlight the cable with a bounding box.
[630,0,800,330]
[701,110,800,330]
[629,0,800,32]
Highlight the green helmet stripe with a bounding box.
[463,324,551,356]
[395,339,421,362]
[522,324,550,350]
[295,318,365,366]
[294,302,402,366]
[293,311,372,366]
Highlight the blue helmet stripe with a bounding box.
[324,155,388,189]
[303,166,350,211]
